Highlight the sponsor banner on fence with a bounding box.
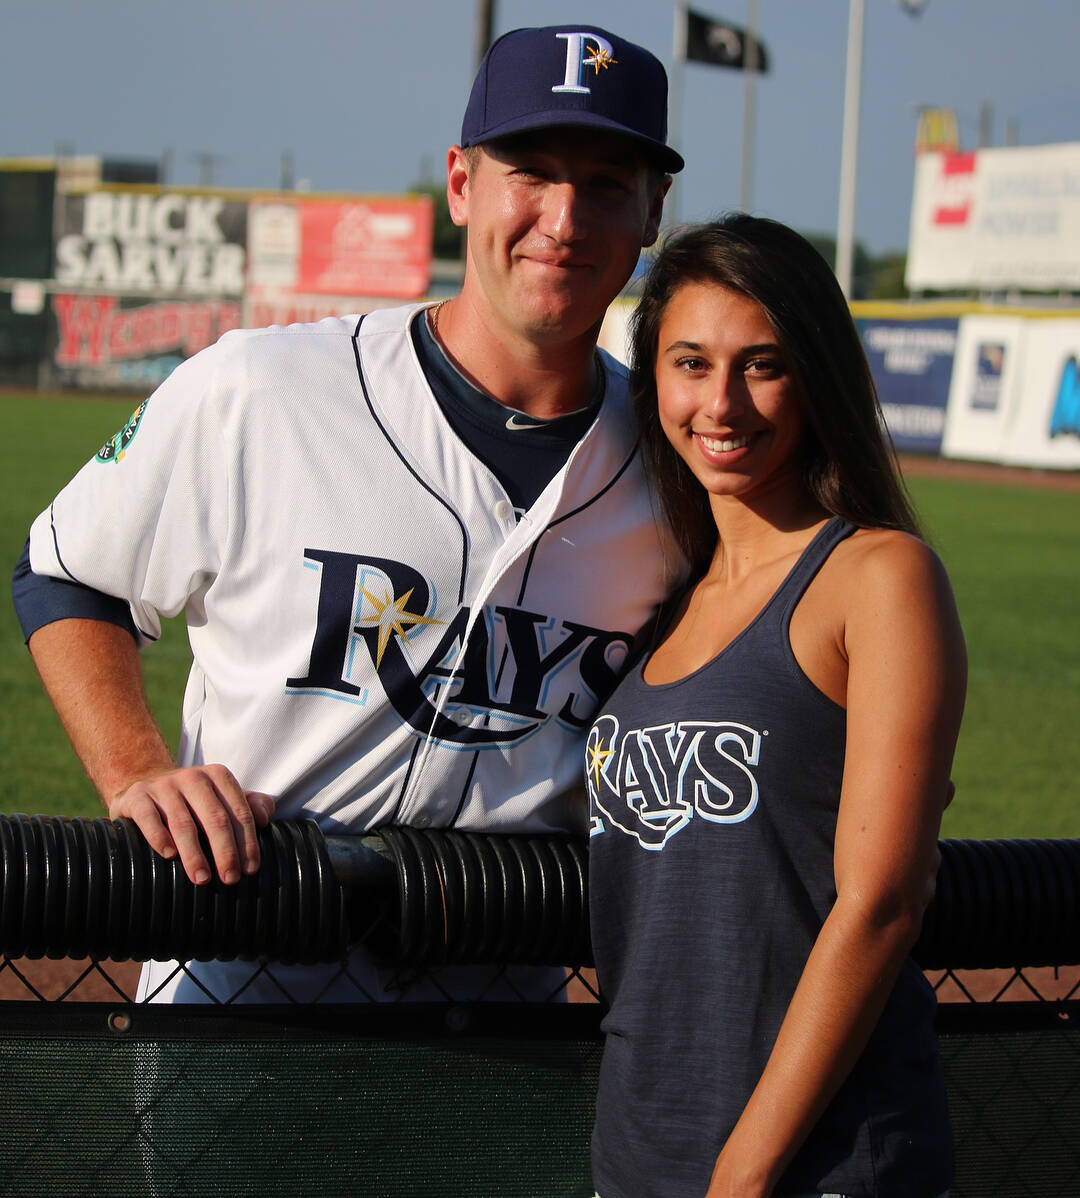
[243,293,406,331]
[941,317,1027,463]
[248,195,434,300]
[54,188,248,296]
[907,142,1080,291]
[50,292,242,390]
[1000,319,1080,469]
[857,317,957,454]
[942,315,1080,469]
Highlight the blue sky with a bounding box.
[4,0,1078,255]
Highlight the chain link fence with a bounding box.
[1,817,1078,1197]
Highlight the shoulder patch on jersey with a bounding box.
[96,399,148,464]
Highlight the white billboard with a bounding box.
[907,143,1080,292]
[941,317,1027,463]
[1002,319,1080,469]
[942,315,1080,469]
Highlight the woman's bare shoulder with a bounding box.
[803,526,959,648]
[830,527,950,592]
[828,528,964,671]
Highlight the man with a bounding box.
[13,25,685,1002]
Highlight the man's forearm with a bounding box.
[27,617,175,803]
[27,617,275,885]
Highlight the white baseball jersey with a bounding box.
[30,304,682,1001]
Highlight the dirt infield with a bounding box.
[0,956,141,1002]
[899,453,1080,493]
[2,956,1076,1006]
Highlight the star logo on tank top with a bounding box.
[587,737,614,793]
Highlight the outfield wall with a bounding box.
[0,177,435,392]
[4,247,1080,473]
[599,299,1080,472]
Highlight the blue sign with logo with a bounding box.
[971,342,1007,412]
[857,317,958,455]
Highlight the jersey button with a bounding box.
[493,499,514,523]
[453,708,472,726]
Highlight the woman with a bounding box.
[586,215,965,1198]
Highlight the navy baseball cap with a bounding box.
[461,26,684,174]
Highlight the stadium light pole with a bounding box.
[668,4,687,228]
[739,0,762,212]
[835,0,864,299]
[475,0,495,68]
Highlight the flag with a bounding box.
[682,8,770,72]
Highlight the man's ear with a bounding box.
[642,175,672,248]
[447,145,471,229]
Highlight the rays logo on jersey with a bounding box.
[95,399,148,463]
[286,549,633,747]
[1050,355,1080,438]
[586,713,762,850]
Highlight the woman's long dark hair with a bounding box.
[630,214,921,576]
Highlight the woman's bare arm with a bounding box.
[705,534,966,1197]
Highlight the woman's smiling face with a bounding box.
[654,280,808,506]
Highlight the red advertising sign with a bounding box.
[51,293,242,389]
[932,153,976,227]
[248,195,434,300]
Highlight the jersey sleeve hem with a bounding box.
[12,535,139,644]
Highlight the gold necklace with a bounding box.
[430,299,448,337]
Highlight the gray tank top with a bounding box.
[587,517,952,1198]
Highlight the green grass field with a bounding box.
[0,391,188,819]
[1,389,1077,838]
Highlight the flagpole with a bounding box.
[670,3,687,227]
[835,0,865,298]
[739,0,761,211]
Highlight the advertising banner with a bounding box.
[248,196,434,300]
[1000,319,1080,469]
[857,318,957,454]
[50,293,241,390]
[907,143,1080,291]
[943,315,1080,468]
[243,294,404,330]
[54,188,248,296]
[941,316,1027,463]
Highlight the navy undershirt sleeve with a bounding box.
[12,536,137,644]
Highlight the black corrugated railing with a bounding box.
[0,813,1077,971]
